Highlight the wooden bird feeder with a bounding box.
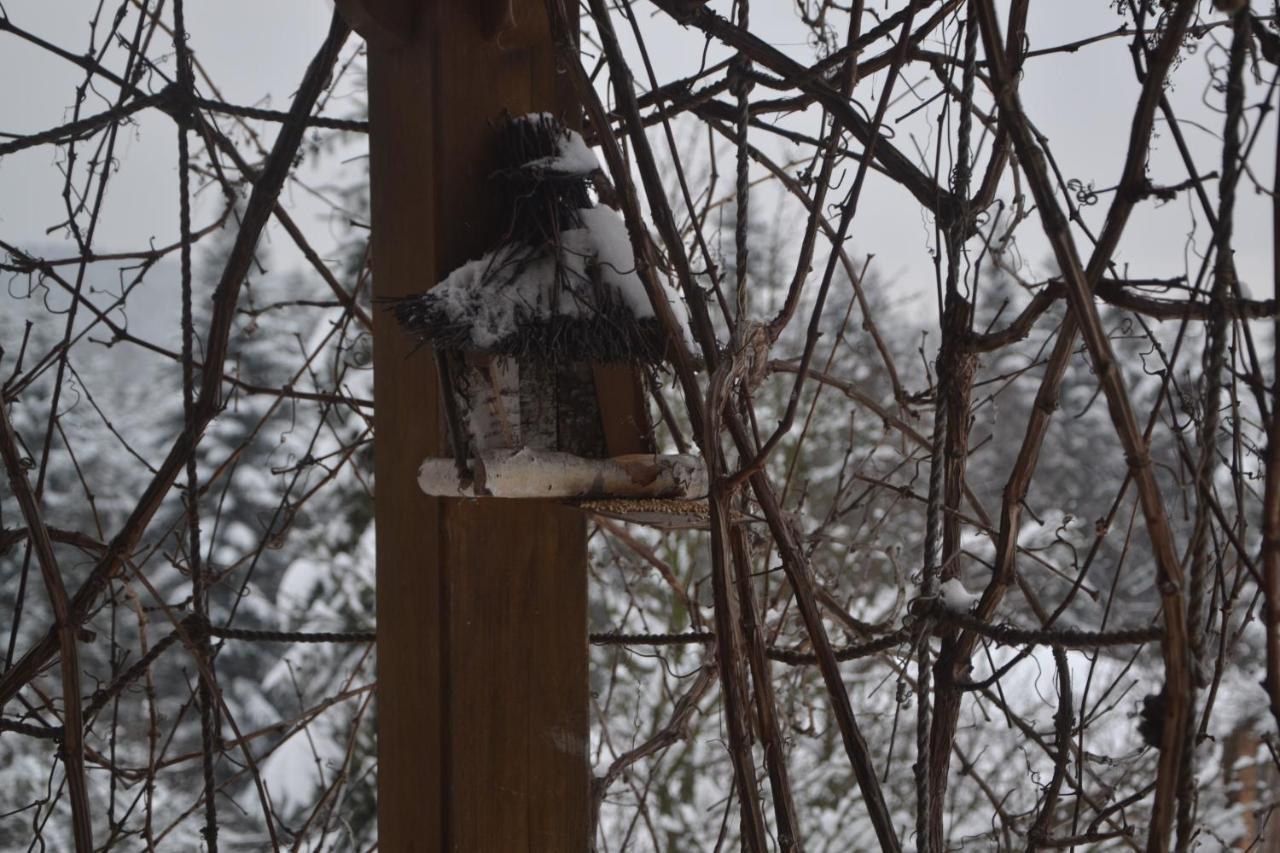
[392,114,706,508]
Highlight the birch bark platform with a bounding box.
[419,449,715,528]
[419,449,703,497]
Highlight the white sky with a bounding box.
[591,1,1275,321]
[0,1,1273,335]
[0,1,337,243]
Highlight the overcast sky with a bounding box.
[0,1,1272,338]
[597,1,1276,315]
[0,1,338,244]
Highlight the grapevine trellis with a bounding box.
[1,0,1279,850]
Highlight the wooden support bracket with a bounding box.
[333,0,413,48]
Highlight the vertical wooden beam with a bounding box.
[360,0,589,848]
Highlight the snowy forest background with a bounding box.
[2,0,1280,850]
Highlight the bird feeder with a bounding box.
[392,114,706,509]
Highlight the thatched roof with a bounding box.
[390,114,689,365]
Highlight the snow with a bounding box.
[939,577,979,611]
[1016,508,1083,549]
[522,124,600,176]
[1208,661,1272,735]
[425,204,693,350]
[260,702,346,811]
[579,205,693,343]
[429,241,567,349]
[277,556,325,612]
[579,206,652,318]
[412,112,694,353]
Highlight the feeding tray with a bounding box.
[575,497,711,530]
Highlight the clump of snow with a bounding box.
[1016,508,1083,549]
[430,240,585,350]
[424,205,691,351]
[939,577,979,611]
[260,702,347,810]
[579,205,692,343]
[276,556,326,612]
[522,125,600,176]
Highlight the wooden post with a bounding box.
[351,0,599,848]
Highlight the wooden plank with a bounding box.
[363,0,591,848]
[365,1,441,846]
[592,363,655,455]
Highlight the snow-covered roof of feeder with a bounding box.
[392,113,691,365]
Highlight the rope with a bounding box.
[171,5,218,845]
[196,98,368,133]
[730,0,753,335]
[0,91,166,156]
[0,717,63,739]
[0,88,365,161]
[84,629,182,720]
[207,624,376,644]
[916,600,1162,650]
[591,630,714,646]
[590,608,1159,661]
[767,630,912,665]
